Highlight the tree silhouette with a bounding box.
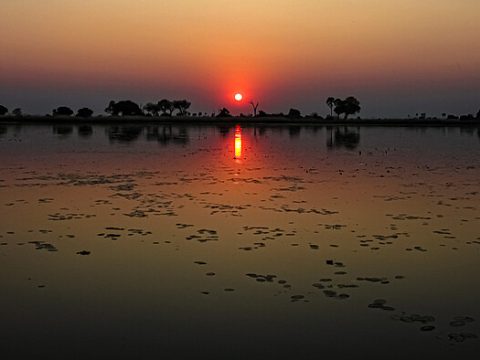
[173,100,191,116]
[53,106,74,117]
[143,102,159,117]
[343,97,361,119]
[105,100,143,116]
[105,101,117,115]
[333,99,343,118]
[77,108,94,118]
[333,97,361,119]
[0,105,8,116]
[217,108,232,117]
[12,108,22,117]
[326,97,335,117]
[158,99,174,116]
[476,109,480,119]
[250,101,259,117]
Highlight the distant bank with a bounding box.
[1,115,479,126]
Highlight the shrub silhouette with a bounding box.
[217,108,232,117]
[12,108,22,117]
[77,108,94,118]
[460,114,474,120]
[477,110,480,119]
[288,108,302,118]
[105,100,143,116]
[53,106,74,117]
[0,105,9,116]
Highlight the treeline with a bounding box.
[0,99,198,118]
[1,97,479,120]
[0,97,363,119]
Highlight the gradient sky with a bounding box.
[1,0,479,117]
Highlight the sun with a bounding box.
[234,93,243,102]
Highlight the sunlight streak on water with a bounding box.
[234,125,242,160]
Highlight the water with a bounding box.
[0,123,479,359]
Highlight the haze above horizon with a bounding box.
[1,0,479,117]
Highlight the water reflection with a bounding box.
[145,126,189,146]
[104,125,189,145]
[327,126,360,150]
[217,125,231,138]
[234,125,242,159]
[1,123,480,359]
[107,126,143,143]
[288,125,301,138]
[77,125,93,138]
[53,125,74,137]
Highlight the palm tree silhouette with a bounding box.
[326,97,335,117]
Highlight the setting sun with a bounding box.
[234,93,243,102]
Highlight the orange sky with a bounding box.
[1,0,479,116]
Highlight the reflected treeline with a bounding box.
[47,124,191,145]
[459,126,480,138]
[107,126,143,143]
[23,123,480,147]
[217,125,361,148]
[145,126,189,145]
[52,125,93,138]
[288,125,301,138]
[217,125,231,138]
[78,125,93,138]
[106,125,189,145]
[217,124,270,138]
[0,125,7,137]
[53,125,74,137]
[327,126,361,150]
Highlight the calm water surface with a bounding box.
[1,124,479,359]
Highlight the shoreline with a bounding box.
[1,115,479,127]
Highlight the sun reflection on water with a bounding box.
[234,125,242,160]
